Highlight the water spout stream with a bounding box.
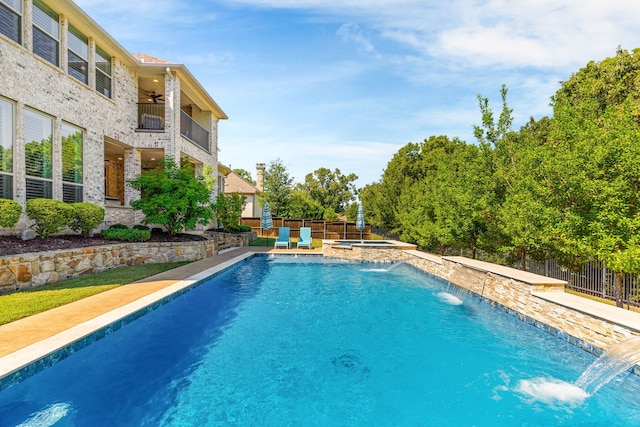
[575,336,640,395]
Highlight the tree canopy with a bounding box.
[296,167,358,214]
[360,47,640,303]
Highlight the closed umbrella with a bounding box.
[356,202,365,242]
[261,202,273,246]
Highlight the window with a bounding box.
[67,25,88,84]
[95,46,112,98]
[61,123,83,202]
[0,98,13,199]
[32,0,59,67]
[24,109,52,199]
[0,0,21,44]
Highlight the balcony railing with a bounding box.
[180,110,210,152]
[137,103,165,130]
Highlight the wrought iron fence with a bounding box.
[526,258,640,309]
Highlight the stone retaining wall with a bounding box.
[0,241,217,295]
[204,231,256,247]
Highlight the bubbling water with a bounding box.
[515,378,588,407]
[436,291,464,306]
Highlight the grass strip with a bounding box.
[0,261,190,325]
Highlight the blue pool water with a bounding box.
[2,255,640,426]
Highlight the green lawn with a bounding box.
[0,261,190,325]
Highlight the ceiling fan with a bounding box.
[143,90,165,103]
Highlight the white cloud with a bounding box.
[337,23,379,57]
[227,0,640,71]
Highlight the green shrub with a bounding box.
[70,202,105,237]
[0,199,22,228]
[26,199,74,238]
[101,228,151,242]
[133,224,150,231]
[213,192,246,231]
[231,224,251,232]
[109,223,129,230]
[128,158,214,234]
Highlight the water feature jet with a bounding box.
[575,336,640,395]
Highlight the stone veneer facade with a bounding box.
[0,240,217,294]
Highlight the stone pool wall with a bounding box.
[0,241,217,294]
[405,251,640,354]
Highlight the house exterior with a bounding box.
[221,164,262,217]
[0,0,227,234]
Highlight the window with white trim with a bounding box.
[95,46,112,98]
[32,0,59,67]
[0,98,13,199]
[67,24,88,84]
[0,0,21,44]
[61,123,83,202]
[24,109,53,199]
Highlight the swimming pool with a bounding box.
[1,255,640,425]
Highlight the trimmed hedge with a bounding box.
[70,202,105,237]
[0,199,21,228]
[26,199,74,238]
[102,228,151,242]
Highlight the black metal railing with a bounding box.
[180,110,209,152]
[137,103,165,130]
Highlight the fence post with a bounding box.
[602,264,607,297]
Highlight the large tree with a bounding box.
[260,158,293,217]
[396,137,488,255]
[297,167,358,213]
[549,47,640,306]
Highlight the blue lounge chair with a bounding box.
[297,227,312,249]
[274,227,290,249]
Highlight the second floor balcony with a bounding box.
[180,110,210,152]
[136,104,209,152]
[137,103,165,130]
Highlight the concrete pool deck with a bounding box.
[0,246,322,380]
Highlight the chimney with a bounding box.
[256,162,266,192]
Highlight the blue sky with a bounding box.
[75,0,640,187]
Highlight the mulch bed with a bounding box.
[0,232,208,257]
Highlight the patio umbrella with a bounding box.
[356,202,365,242]
[261,202,273,246]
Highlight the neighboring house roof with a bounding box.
[224,171,259,195]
